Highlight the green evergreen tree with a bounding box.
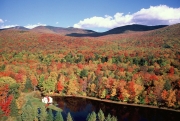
[9,83,20,99]
[10,98,18,117]
[55,111,64,121]
[65,53,74,63]
[98,109,105,121]
[0,116,7,121]
[32,104,39,121]
[86,111,96,121]
[0,64,5,71]
[0,108,7,121]
[67,112,73,121]
[47,109,54,121]
[106,114,111,121]
[16,115,22,121]
[21,105,34,121]
[23,78,33,92]
[39,105,48,121]
[164,80,171,90]
[111,116,117,121]
[0,107,4,116]
[38,74,44,89]
[80,69,88,78]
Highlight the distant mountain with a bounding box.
[0,26,29,31]
[31,26,96,35]
[66,24,168,37]
[0,25,96,35]
[30,26,56,34]
[0,24,168,36]
[12,26,30,30]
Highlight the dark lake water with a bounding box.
[53,96,179,121]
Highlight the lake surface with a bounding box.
[53,96,179,121]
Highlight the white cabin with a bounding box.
[42,96,53,104]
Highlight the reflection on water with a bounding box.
[53,96,179,121]
[54,97,92,120]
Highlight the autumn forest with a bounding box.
[0,23,180,121]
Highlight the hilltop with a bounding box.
[0,23,179,52]
[31,26,95,35]
[67,24,167,37]
[0,26,29,31]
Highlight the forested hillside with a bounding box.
[0,23,180,120]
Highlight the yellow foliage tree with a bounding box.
[67,79,79,95]
[134,83,144,103]
[90,83,96,93]
[111,87,116,97]
[167,89,176,107]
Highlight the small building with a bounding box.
[42,96,53,104]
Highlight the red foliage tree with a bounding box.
[0,71,12,77]
[127,81,136,102]
[14,73,23,83]
[31,77,38,91]
[57,81,64,93]
[77,63,84,70]
[57,63,62,70]
[169,66,174,76]
[0,84,13,116]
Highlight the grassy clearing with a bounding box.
[21,91,62,112]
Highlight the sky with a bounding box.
[0,0,180,32]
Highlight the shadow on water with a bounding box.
[53,96,180,121]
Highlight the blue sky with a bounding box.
[0,0,180,32]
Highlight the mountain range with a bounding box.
[0,24,168,37]
[67,24,168,37]
[0,23,180,53]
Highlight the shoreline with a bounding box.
[46,94,180,113]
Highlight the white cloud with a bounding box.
[0,19,4,23]
[74,5,180,29]
[74,15,117,29]
[0,24,18,29]
[56,22,59,24]
[133,5,180,25]
[24,23,46,29]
